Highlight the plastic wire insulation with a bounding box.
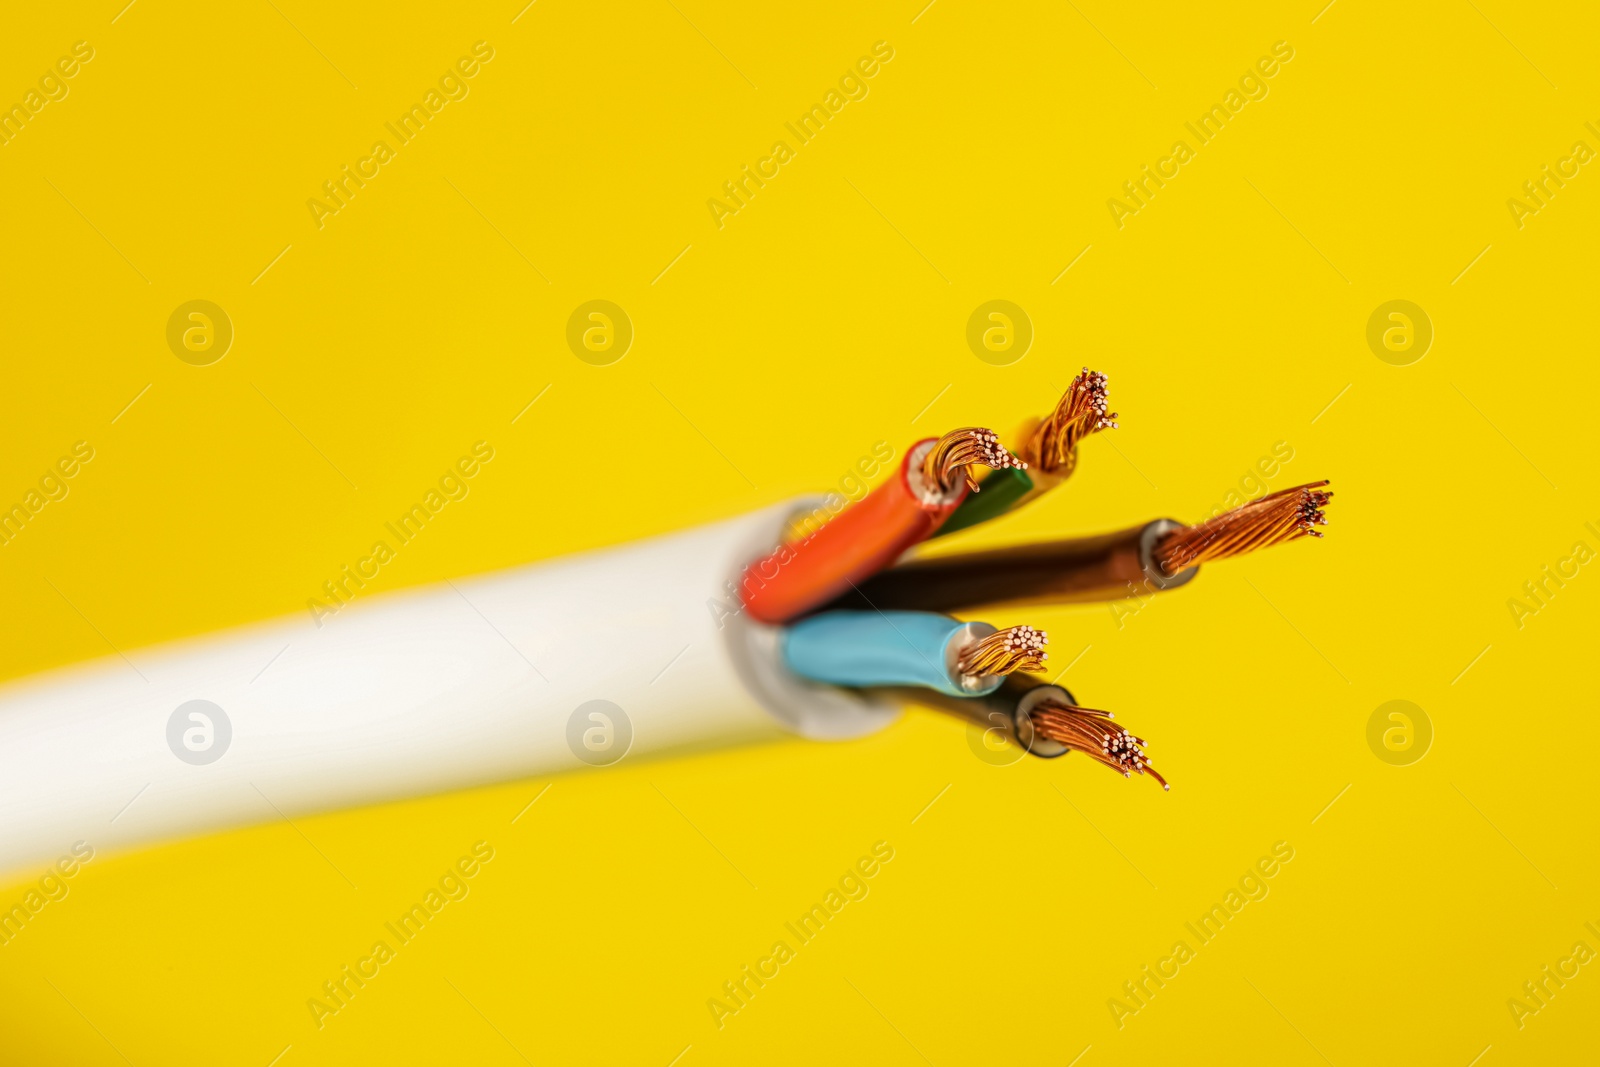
[739,440,967,623]
[0,500,904,879]
[781,611,1000,697]
[871,675,1075,759]
[826,524,1161,614]
[930,467,1035,538]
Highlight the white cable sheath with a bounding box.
[0,499,898,878]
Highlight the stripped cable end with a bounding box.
[1155,480,1334,575]
[1027,367,1117,476]
[922,427,1026,494]
[1028,700,1168,790]
[957,624,1048,679]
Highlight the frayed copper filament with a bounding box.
[957,624,1048,678]
[922,427,1026,494]
[1155,480,1333,576]
[1028,701,1167,789]
[1024,368,1117,476]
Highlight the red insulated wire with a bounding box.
[739,430,1020,624]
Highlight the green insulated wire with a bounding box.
[932,467,1034,538]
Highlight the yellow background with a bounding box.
[2,0,1597,1063]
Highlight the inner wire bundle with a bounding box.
[923,427,1025,493]
[1028,698,1167,790]
[868,674,1166,789]
[760,368,1337,788]
[1154,481,1332,575]
[936,369,1118,538]
[1024,367,1118,479]
[956,624,1047,677]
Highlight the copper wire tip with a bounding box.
[957,624,1048,678]
[923,427,1026,494]
[1027,367,1117,475]
[1155,479,1334,575]
[1028,700,1167,789]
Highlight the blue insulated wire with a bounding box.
[780,610,1000,698]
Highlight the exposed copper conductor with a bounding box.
[922,427,1027,494]
[1155,480,1333,576]
[1024,368,1117,475]
[957,624,1048,678]
[1028,700,1168,790]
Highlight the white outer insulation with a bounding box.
[0,499,898,878]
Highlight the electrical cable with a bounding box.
[0,358,1330,875]
[739,428,1023,624]
[831,480,1333,614]
[1027,693,1166,789]
[933,368,1116,537]
[781,610,1046,697]
[0,499,908,879]
[872,674,1165,787]
[1154,480,1332,574]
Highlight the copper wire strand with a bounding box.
[1024,368,1117,476]
[922,427,1025,494]
[1029,700,1168,790]
[956,624,1048,678]
[1154,480,1333,576]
